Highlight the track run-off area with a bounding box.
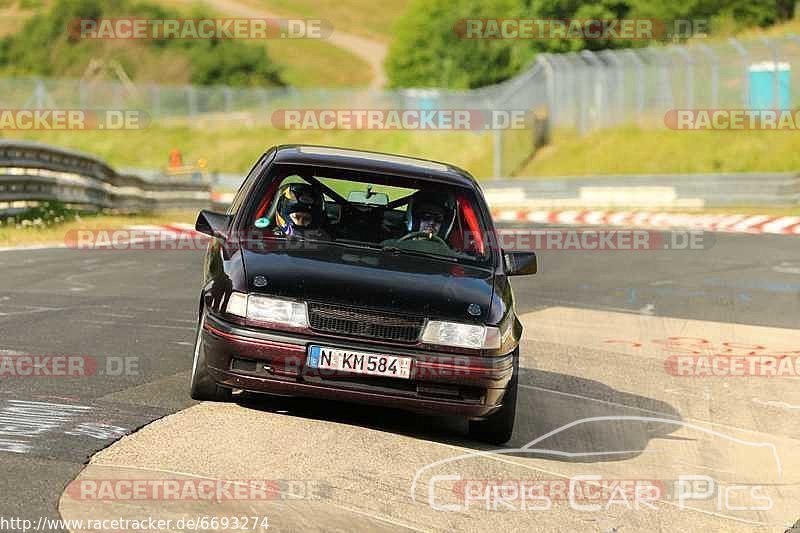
[0,224,798,532]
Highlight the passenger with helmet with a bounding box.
[272,183,331,240]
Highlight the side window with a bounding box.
[227,153,270,216]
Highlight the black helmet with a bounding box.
[405,190,456,240]
[275,183,325,236]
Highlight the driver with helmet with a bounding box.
[273,183,331,240]
[406,190,456,240]
[381,190,456,250]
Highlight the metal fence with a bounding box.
[1,35,799,178]
[538,35,800,133]
[0,71,549,178]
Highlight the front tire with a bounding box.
[190,311,232,402]
[468,355,518,444]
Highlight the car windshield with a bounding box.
[244,164,492,264]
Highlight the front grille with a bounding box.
[307,302,425,342]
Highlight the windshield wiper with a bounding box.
[243,235,379,252]
[324,239,382,251]
[381,245,458,263]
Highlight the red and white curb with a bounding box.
[124,223,203,236]
[492,209,800,235]
[70,223,208,249]
[130,213,800,241]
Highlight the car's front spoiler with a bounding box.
[201,314,515,418]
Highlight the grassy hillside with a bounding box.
[519,126,800,176]
[259,38,371,88]
[0,0,284,86]
[168,0,375,87]
[0,0,372,87]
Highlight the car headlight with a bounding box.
[421,320,501,350]
[247,294,308,328]
[225,291,248,318]
[223,292,308,328]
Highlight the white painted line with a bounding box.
[411,415,785,528]
[752,398,800,410]
[520,383,792,438]
[0,244,67,252]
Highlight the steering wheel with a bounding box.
[399,231,448,246]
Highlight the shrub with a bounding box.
[0,0,285,87]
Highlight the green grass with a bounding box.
[263,37,371,88]
[519,125,800,176]
[10,121,800,185]
[0,210,197,247]
[692,12,800,41]
[1,124,494,177]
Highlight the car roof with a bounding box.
[268,145,481,189]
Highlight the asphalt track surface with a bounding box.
[0,225,798,532]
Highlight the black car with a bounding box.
[190,145,536,443]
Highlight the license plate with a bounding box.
[307,345,412,379]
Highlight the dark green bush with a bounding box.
[2,201,79,228]
[0,0,284,87]
[386,0,796,89]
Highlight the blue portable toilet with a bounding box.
[404,88,439,111]
[749,61,791,109]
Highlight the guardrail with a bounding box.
[484,173,800,209]
[0,141,210,214]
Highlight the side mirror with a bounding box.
[504,251,537,276]
[325,203,342,224]
[196,210,233,240]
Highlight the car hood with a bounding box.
[241,242,494,323]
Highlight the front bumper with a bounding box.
[201,314,516,419]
